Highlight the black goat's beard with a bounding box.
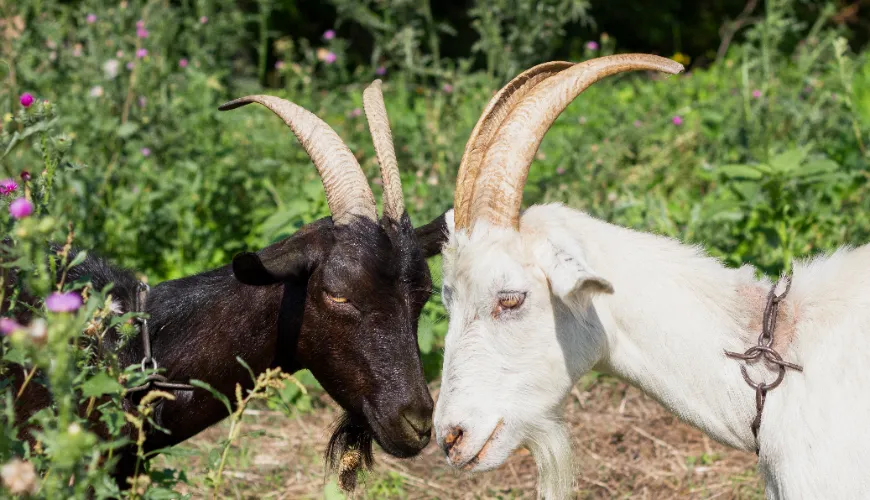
[325,412,374,473]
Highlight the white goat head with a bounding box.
[434,55,684,499]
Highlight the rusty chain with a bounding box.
[724,276,803,454]
[126,282,197,395]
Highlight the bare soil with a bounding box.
[158,375,763,499]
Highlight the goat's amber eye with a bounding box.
[326,293,348,304]
[497,292,525,311]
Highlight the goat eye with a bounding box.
[496,292,526,312]
[325,292,348,304]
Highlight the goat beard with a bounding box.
[325,412,374,492]
[524,417,574,500]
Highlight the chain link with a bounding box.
[724,276,803,454]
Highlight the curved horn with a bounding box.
[219,95,377,225]
[467,54,684,229]
[454,61,574,230]
[362,80,405,221]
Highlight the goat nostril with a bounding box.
[401,409,432,442]
[442,426,464,455]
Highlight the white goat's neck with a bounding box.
[524,205,770,452]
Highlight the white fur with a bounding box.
[434,203,870,499]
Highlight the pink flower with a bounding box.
[323,29,336,40]
[752,89,762,98]
[375,66,386,76]
[324,51,337,64]
[274,60,285,70]
[20,171,31,182]
[179,58,188,68]
[126,61,135,70]
[86,14,97,24]
[45,292,82,313]
[672,115,683,126]
[442,83,453,94]
[633,120,643,128]
[136,19,145,29]
[19,93,34,108]
[136,48,147,59]
[0,179,18,195]
[0,318,22,334]
[138,95,147,108]
[9,198,33,219]
[586,41,599,51]
[556,166,566,175]
[137,27,149,39]
[199,16,208,24]
[350,108,362,117]
[141,147,151,157]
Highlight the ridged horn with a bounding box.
[467,54,684,229]
[362,80,405,221]
[453,61,574,230]
[219,95,377,225]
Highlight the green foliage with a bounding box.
[1,0,868,496]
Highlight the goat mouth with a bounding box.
[459,419,505,471]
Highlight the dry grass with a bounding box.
[157,375,764,499]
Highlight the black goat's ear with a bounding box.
[414,208,453,258]
[232,225,329,286]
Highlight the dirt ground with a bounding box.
[158,375,763,499]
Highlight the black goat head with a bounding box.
[219,81,449,465]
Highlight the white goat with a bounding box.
[433,54,870,499]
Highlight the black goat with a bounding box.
[3,81,450,486]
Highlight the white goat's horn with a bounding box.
[219,95,377,225]
[362,80,405,221]
[454,61,574,230]
[466,54,684,229]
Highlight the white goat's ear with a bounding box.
[444,208,455,237]
[534,236,613,300]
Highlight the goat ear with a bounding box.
[232,225,328,286]
[534,236,613,300]
[414,208,453,258]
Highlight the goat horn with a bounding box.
[219,95,377,225]
[454,61,574,230]
[467,54,684,229]
[362,80,405,221]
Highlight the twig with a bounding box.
[716,0,760,62]
[631,425,688,472]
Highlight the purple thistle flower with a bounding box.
[323,29,336,40]
[141,147,151,157]
[274,60,285,70]
[86,13,97,24]
[556,166,566,175]
[633,120,643,128]
[199,16,208,24]
[179,58,188,68]
[126,61,135,70]
[45,292,82,313]
[136,19,145,29]
[672,115,683,126]
[375,66,387,76]
[442,83,454,94]
[9,198,33,219]
[0,317,22,334]
[137,27,149,39]
[19,93,34,108]
[350,108,362,118]
[0,179,18,195]
[20,171,31,182]
[752,89,762,98]
[324,51,337,64]
[586,41,599,51]
[136,48,148,59]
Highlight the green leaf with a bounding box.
[67,250,89,269]
[190,379,233,415]
[719,164,763,180]
[117,122,140,138]
[82,372,123,397]
[795,158,839,178]
[769,147,809,174]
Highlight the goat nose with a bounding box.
[441,426,464,456]
[401,407,433,442]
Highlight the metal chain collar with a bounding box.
[724,276,803,455]
[126,282,197,395]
